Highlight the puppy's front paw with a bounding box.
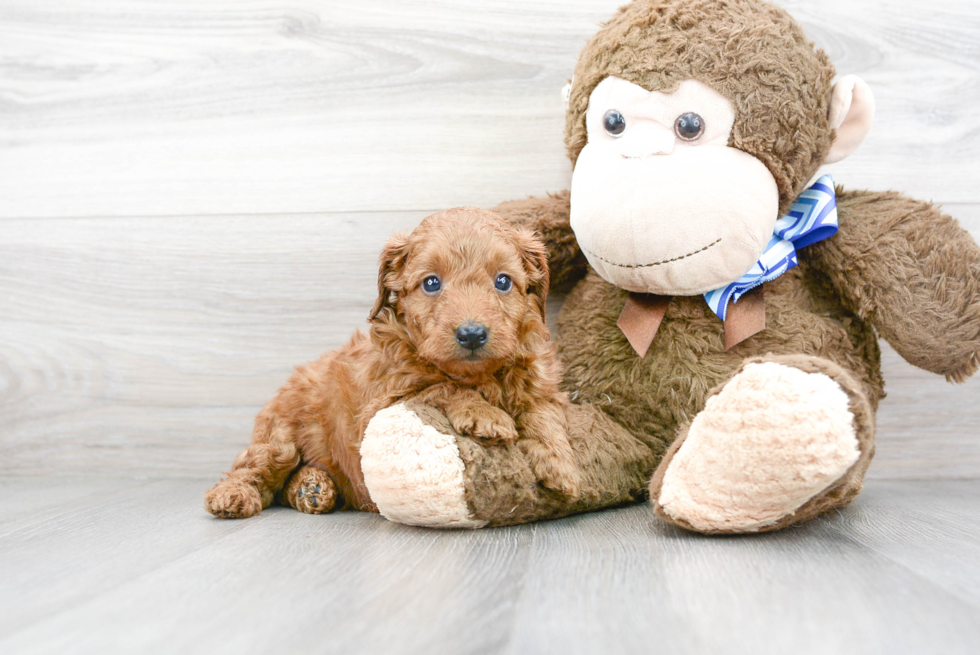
[518,435,582,498]
[449,405,519,443]
[536,460,582,499]
[205,479,263,519]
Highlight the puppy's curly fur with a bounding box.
[205,207,580,518]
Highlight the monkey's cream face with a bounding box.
[570,77,780,296]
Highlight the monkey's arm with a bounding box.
[804,188,980,382]
[490,190,587,291]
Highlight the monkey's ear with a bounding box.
[369,232,411,322]
[825,75,876,164]
[515,229,550,322]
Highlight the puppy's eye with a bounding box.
[674,112,705,141]
[422,275,441,294]
[495,274,513,293]
[603,110,626,137]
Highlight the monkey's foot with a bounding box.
[283,466,337,515]
[360,402,488,529]
[649,356,875,533]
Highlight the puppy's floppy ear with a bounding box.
[514,229,550,322]
[369,232,411,322]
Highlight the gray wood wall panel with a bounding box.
[2,0,979,480]
[1,0,979,218]
[2,212,978,479]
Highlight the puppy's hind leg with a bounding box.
[282,465,338,515]
[205,409,301,519]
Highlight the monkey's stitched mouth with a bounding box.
[582,238,722,269]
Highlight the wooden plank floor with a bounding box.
[1,477,979,655]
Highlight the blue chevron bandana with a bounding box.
[704,175,839,321]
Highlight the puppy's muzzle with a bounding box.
[455,322,489,351]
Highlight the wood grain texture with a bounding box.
[2,210,979,479]
[1,478,979,655]
[506,485,980,655]
[1,0,979,219]
[3,4,979,652]
[0,212,425,475]
[1,1,979,478]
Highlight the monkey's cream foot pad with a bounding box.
[361,403,488,529]
[654,362,861,533]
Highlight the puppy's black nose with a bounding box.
[455,323,489,351]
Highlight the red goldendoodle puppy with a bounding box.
[205,207,580,518]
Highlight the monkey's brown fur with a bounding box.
[566,0,836,215]
[205,208,579,519]
[392,0,980,529]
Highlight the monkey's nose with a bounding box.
[455,323,489,351]
[620,124,675,158]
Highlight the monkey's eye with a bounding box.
[422,275,441,294]
[603,110,626,137]
[495,274,513,293]
[674,113,705,141]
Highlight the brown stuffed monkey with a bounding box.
[357,0,980,533]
